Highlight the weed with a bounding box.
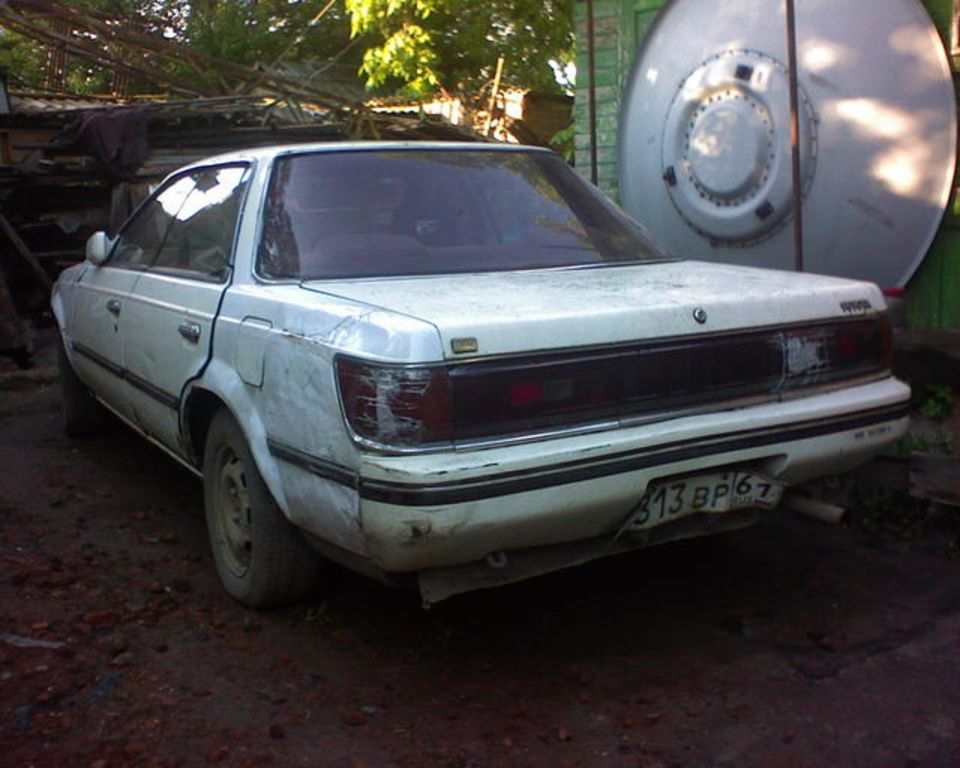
[301,601,336,627]
[890,436,929,457]
[891,429,954,457]
[913,384,955,421]
[847,482,930,538]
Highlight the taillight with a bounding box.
[452,354,627,441]
[783,315,891,387]
[336,316,892,450]
[336,358,453,448]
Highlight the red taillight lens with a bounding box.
[509,381,544,407]
[336,358,453,448]
[830,315,892,373]
[783,316,892,387]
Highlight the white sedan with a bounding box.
[52,143,910,607]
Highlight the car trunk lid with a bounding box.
[302,261,885,359]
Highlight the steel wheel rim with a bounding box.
[213,446,252,578]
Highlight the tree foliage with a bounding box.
[181,0,355,66]
[345,0,574,97]
[0,0,358,94]
[0,0,574,98]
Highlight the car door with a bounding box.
[67,182,182,420]
[121,164,251,453]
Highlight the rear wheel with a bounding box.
[57,336,105,437]
[203,409,320,607]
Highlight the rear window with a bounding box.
[257,149,669,280]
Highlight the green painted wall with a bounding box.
[923,0,955,36]
[574,1,668,198]
[575,0,960,329]
[905,0,960,330]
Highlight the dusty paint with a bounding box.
[236,316,272,387]
[225,297,440,555]
[303,263,887,358]
[55,142,913,603]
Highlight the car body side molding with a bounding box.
[72,341,179,410]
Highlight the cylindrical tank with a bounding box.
[617,0,958,290]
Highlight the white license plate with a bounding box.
[619,471,783,534]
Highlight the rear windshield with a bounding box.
[257,149,669,280]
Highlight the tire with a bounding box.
[203,409,320,608]
[57,336,105,437]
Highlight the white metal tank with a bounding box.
[618,0,957,288]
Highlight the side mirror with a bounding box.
[85,231,112,265]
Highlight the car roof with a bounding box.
[178,141,553,173]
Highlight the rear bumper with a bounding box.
[356,377,910,572]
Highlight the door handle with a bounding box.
[178,321,202,344]
[106,299,121,315]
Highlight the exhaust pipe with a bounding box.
[781,494,847,525]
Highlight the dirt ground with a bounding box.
[2,350,959,767]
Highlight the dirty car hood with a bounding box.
[302,261,885,359]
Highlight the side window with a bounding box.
[152,165,249,280]
[109,164,249,280]
[109,176,194,268]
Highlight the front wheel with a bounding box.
[203,409,320,607]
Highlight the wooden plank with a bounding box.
[0,266,28,356]
[910,454,960,506]
[0,212,53,291]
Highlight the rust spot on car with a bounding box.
[405,520,432,541]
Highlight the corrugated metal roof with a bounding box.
[10,93,125,115]
[4,92,335,124]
